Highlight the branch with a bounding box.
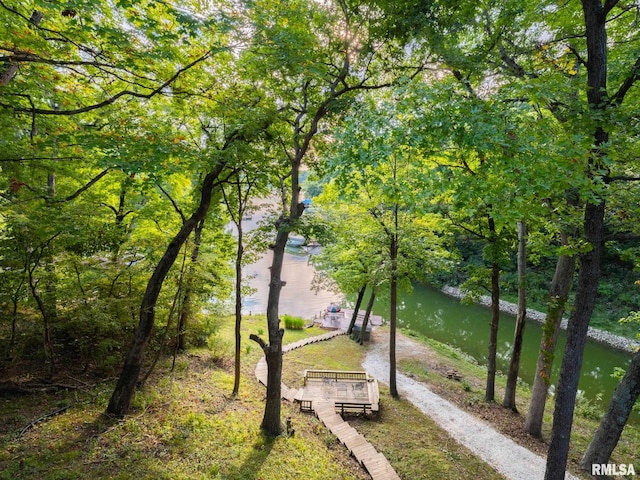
[0,8,43,85]
[18,404,72,439]
[0,50,215,115]
[369,207,393,239]
[0,156,84,163]
[446,214,486,240]
[249,333,268,354]
[452,70,478,98]
[0,2,105,60]
[603,0,620,17]
[608,174,640,182]
[611,54,640,106]
[56,168,112,203]
[499,45,528,78]
[157,183,186,223]
[8,169,112,205]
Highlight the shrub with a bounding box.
[283,314,305,330]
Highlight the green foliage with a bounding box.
[282,314,305,330]
[574,392,604,422]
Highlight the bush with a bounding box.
[282,314,305,330]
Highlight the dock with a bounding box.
[319,309,384,335]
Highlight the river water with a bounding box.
[241,218,636,422]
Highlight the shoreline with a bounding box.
[441,285,640,354]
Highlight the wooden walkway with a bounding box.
[253,330,401,480]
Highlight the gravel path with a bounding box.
[362,330,580,480]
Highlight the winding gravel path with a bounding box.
[362,330,580,480]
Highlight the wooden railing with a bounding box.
[304,369,368,385]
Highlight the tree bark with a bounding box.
[359,291,376,345]
[106,165,224,416]
[545,201,606,479]
[347,285,366,335]
[177,218,205,352]
[389,217,399,399]
[232,209,244,397]
[503,221,527,411]
[260,163,307,435]
[525,237,575,437]
[580,348,640,472]
[27,265,56,377]
[261,224,289,435]
[485,216,500,402]
[544,0,609,476]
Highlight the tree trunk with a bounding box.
[525,238,575,437]
[485,215,500,402]
[347,285,366,335]
[107,165,224,416]
[545,201,606,479]
[544,0,609,476]
[177,218,205,351]
[580,348,640,472]
[359,290,376,345]
[27,267,56,377]
[503,221,527,411]
[260,166,306,435]
[389,203,399,399]
[260,224,289,436]
[232,215,244,397]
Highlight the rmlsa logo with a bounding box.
[591,464,636,476]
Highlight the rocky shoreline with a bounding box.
[441,286,640,354]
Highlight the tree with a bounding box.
[580,341,640,471]
[525,235,577,436]
[107,164,226,415]
[221,169,268,396]
[544,1,639,475]
[244,0,422,435]
[106,84,277,414]
[0,1,234,378]
[503,220,527,411]
[316,89,456,398]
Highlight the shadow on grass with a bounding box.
[224,435,276,480]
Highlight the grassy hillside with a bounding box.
[2,314,636,480]
[0,316,503,480]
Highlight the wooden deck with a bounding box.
[253,330,400,480]
[298,369,379,414]
[319,309,384,333]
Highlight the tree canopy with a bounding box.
[2,0,640,476]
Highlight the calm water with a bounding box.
[369,284,635,421]
[241,215,636,422]
[242,246,340,319]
